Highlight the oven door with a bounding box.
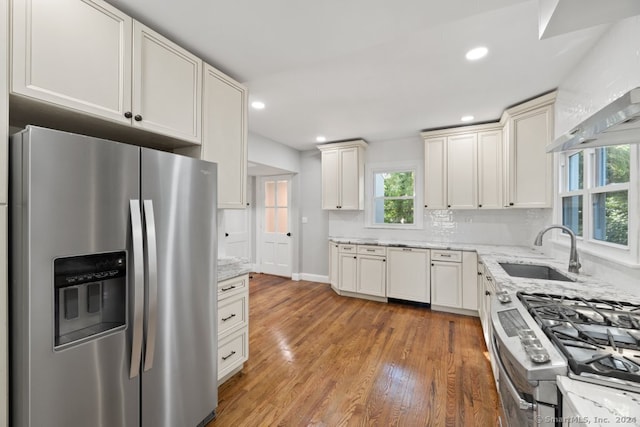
[492,337,556,427]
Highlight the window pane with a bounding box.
[265,207,275,233]
[265,181,275,207]
[383,172,414,197]
[562,196,583,236]
[277,208,288,233]
[593,190,628,246]
[595,145,630,186]
[567,152,583,191]
[381,199,414,224]
[277,181,288,207]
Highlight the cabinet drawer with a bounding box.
[217,274,248,299]
[218,292,248,337]
[338,244,356,253]
[218,327,248,380]
[357,245,386,256]
[431,250,462,262]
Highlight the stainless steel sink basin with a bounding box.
[498,262,575,282]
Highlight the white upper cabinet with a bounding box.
[423,124,500,210]
[447,133,477,209]
[12,0,132,124]
[477,130,503,209]
[423,137,447,209]
[12,0,202,144]
[132,22,202,143]
[200,64,247,208]
[318,140,367,210]
[502,92,556,208]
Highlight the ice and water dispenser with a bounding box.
[54,252,127,348]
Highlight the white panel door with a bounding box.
[259,176,292,277]
[132,21,202,143]
[12,0,132,123]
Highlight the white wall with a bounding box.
[248,132,301,173]
[553,15,640,289]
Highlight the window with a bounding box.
[558,144,637,262]
[367,162,422,229]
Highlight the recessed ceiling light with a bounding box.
[461,115,474,122]
[251,101,265,110]
[465,46,488,61]
[316,136,327,143]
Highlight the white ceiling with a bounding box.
[105,0,611,151]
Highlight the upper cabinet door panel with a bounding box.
[202,64,248,208]
[321,150,340,209]
[447,133,477,209]
[339,147,360,210]
[477,130,502,209]
[12,0,132,123]
[424,137,447,209]
[132,21,202,144]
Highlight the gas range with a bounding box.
[518,292,640,393]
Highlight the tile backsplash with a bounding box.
[329,208,553,246]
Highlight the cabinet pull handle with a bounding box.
[222,313,237,322]
[424,205,428,208]
[509,202,514,206]
[221,285,236,291]
[134,114,143,122]
[124,111,133,119]
[431,263,434,266]
[487,277,493,281]
[222,351,236,361]
[477,272,482,276]
[366,249,375,252]
[447,205,451,208]
[485,291,491,296]
[479,204,483,208]
[225,232,229,237]
[383,259,386,262]
[402,248,412,252]
[440,254,452,257]
[353,256,357,259]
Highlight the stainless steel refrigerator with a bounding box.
[10,126,218,426]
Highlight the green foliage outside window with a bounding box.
[374,171,415,224]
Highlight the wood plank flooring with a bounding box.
[208,274,501,426]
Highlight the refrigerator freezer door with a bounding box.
[140,149,218,426]
[10,126,140,426]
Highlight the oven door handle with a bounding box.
[494,340,536,411]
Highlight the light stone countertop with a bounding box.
[217,256,252,282]
[557,376,640,426]
[329,237,640,304]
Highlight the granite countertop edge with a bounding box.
[217,256,252,282]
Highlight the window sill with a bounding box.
[552,238,640,269]
[364,223,423,230]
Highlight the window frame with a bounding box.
[555,144,639,265]
[365,161,423,230]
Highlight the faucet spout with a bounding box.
[533,224,581,274]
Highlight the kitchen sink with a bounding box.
[498,262,575,282]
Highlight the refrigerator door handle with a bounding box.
[143,200,158,371]
[129,200,145,378]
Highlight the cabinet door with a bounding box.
[461,251,478,311]
[132,21,202,143]
[431,261,462,308]
[424,137,447,209]
[386,248,430,303]
[506,105,553,208]
[321,150,340,209]
[357,255,386,297]
[339,253,357,292]
[339,147,361,210]
[477,130,503,209]
[12,0,132,123]
[329,243,339,288]
[447,134,477,209]
[201,64,247,208]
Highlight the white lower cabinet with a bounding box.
[386,247,430,303]
[329,242,339,290]
[336,244,386,299]
[431,250,478,316]
[217,274,249,384]
[338,245,357,292]
[357,254,386,297]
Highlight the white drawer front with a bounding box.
[431,250,462,262]
[218,328,248,380]
[218,293,248,337]
[217,274,248,299]
[338,244,356,253]
[357,245,386,256]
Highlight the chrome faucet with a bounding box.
[534,225,581,274]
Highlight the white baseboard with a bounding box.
[292,273,330,284]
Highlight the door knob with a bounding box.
[286,232,291,237]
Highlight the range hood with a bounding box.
[547,87,640,152]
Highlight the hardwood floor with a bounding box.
[208,274,501,426]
